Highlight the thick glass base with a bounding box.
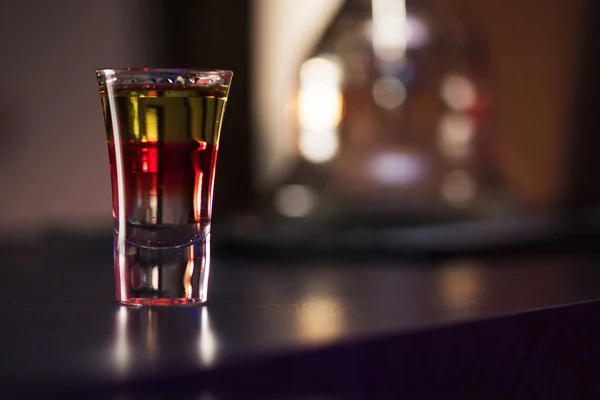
[113,233,211,306]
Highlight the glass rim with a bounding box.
[96,68,233,75]
[96,68,233,89]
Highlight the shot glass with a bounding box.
[96,68,233,306]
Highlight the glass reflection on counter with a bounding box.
[112,307,159,377]
[198,307,219,367]
[111,306,219,376]
[144,309,158,362]
[113,307,130,375]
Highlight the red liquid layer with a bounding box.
[108,141,218,248]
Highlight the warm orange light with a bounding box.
[298,56,343,163]
[372,0,408,62]
[193,171,203,221]
[440,169,477,207]
[295,297,346,343]
[183,247,195,298]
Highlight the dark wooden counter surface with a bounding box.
[2,234,600,398]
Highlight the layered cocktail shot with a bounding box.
[96,68,233,305]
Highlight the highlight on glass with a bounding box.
[96,68,233,306]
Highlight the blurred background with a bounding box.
[0,0,596,256]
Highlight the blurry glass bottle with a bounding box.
[273,0,510,225]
